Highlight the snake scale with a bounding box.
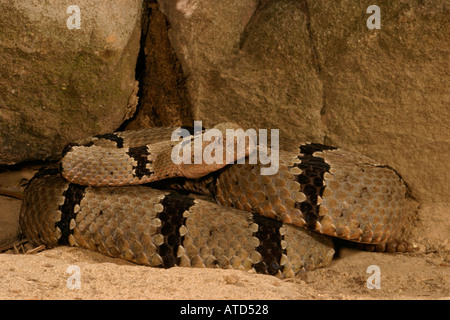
[20,123,410,278]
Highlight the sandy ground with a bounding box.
[0,167,448,300]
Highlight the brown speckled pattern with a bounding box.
[20,173,334,278]
[20,125,410,278]
[213,147,407,244]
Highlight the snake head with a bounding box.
[179,122,256,179]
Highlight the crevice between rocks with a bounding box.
[120,0,193,130]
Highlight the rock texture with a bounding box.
[0,167,36,248]
[157,0,449,203]
[158,0,325,145]
[124,1,193,130]
[309,0,449,204]
[0,0,142,164]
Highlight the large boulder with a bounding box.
[158,0,325,145]
[0,0,142,164]
[309,0,449,204]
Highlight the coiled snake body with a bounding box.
[20,124,409,278]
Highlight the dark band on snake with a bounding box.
[93,133,125,148]
[252,213,285,276]
[294,143,336,230]
[126,146,154,179]
[158,192,194,267]
[56,183,86,245]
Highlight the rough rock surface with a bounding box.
[157,0,449,203]
[309,0,449,204]
[0,0,142,164]
[0,167,36,247]
[124,1,193,130]
[158,0,325,145]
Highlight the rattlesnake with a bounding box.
[20,123,410,278]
